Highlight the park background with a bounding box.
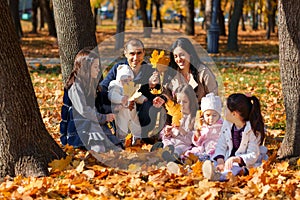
[0,0,299,199]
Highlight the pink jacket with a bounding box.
[185,119,223,158]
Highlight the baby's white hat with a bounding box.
[116,64,134,81]
[201,93,222,115]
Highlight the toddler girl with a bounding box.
[184,93,223,161]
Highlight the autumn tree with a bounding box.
[0,1,65,178]
[185,0,195,35]
[227,0,244,51]
[115,0,128,49]
[277,0,300,159]
[52,0,97,83]
[139,0,152,38]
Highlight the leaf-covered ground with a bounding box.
[1,21,299,199]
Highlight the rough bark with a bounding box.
[185,0,195,35]
[0,1,65,178]
[115,0,127,49]
[277,0,300,159]
[227,0,244,51]
[52,0,97,83]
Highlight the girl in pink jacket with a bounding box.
[184,93,223,161]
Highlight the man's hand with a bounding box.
[106,113,115,122]
[153,96,165,108]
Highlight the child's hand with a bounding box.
[216,158,225,172]
[121,95,129,106]
[224,156,241,171]
[178,126,188,136]
[164,125,173,137]
[128,100,135,111]
[194,130,201,140]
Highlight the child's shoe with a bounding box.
[162,146,182,164]
[150,142,164,152]
[202,160,222,181]
[132,136,142,146]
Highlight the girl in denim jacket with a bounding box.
[60,47,122,152]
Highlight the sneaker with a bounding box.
[202,160,222,181]
[162,150,182,164]
[132,137,142,146]
[150,142,164,152]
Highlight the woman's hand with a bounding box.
[149,71,159,88]
[106,113,115,122]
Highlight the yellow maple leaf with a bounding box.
[48,155,72,171]
[150,50,169,71]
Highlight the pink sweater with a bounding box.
[185,119,223,158]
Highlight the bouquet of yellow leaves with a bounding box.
[149,50,170,95]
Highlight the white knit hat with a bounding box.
[116,64,134,81]
[201,93,222,115]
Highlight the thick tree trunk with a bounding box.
[52,0,97,83]
[0,1,65,178]
[40,0,57,37]
[227,0,244,51]
[115,0,127,49]
[277,0,300,159]
[185,0,195,35]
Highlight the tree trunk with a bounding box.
[218,2,226,36]
[40,0,57,37]
[277,0,300,159]
[185,0,195,35]
[266,0,272,39]
[139,0,151,38]
[8,0,23,38]
[227,0,244,51]
[154,0,163,33]
[251,1,258,30]
[115,0,127,49]
[204,0,212,30]
[52,0,97,83]
[0,1,65,178]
